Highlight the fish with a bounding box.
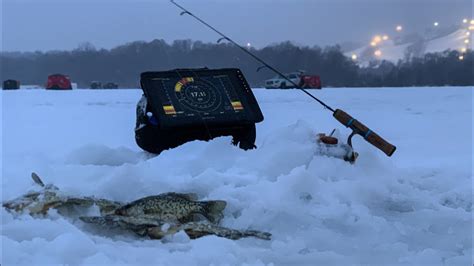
[80,215,163,236]
[2,172,122,216]
[5,173,270,242]
[80,215,271,241]
[114,192,227,224]
[171,222,272,241]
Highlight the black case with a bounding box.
[136,68,264,154]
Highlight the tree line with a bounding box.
[1,39,473,88]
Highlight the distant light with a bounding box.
[465,39,470,44]
[434,22,439,27]
[351,54,358,60]
[396,25,403,32]
[466,32,471,36]
[461,47,467,53]
[246,42,251,48]
[469,25,474,31]
[374,50,382,57]
[370,41,377,47]
[459,55,464,60]
[382,35,389,41]
[471,20,474,25]
[373,35,382,43]
[463,19,468,24]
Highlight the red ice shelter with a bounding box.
[46,74,72,90]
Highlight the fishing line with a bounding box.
[169,0,397,157]
[170,0,335,112]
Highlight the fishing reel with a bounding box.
[315,109,397,163]
[315,129,358,163]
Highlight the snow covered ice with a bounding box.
[1,87,472,265]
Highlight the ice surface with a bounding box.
[1,87,472,265]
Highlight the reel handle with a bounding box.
[333,109,396,157]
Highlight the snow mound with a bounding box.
[65,144,143,166]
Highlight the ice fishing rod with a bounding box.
[170,0,396,157]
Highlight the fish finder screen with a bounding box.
[140,68,263,128]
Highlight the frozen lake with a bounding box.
[1,87,472,265]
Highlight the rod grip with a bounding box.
[333,109,396,157]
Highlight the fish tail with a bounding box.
[201,200,227,224]
[31,172,45,187]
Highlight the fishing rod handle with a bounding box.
[333,109,396,156]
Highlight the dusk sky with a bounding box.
[2,0,472,52]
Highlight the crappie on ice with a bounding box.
[114,192,227,224]
[2,173,121,215]
[80,215,271,241]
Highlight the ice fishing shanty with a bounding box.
[3,79,20,90]
[46,74,72,90]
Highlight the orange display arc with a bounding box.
[175,77,194,92]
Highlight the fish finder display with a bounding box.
[140,68,263,128]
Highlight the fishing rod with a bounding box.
[170,0,396,157]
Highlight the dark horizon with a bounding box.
[2,40,472,88]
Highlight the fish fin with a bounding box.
[179,193,199,201]
[184,228,212,239]
[147,225,180,239]
[146,227,165,239]
[162,192,199,201]
[201,200,227,224]
[31,172,45,187]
